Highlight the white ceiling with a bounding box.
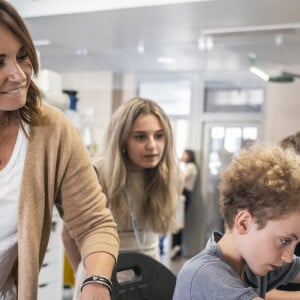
[8,0,210,17]
[9,0,300,78]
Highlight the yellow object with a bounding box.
[63,252,75,286]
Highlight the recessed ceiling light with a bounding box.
[76,48,88,56]
[137,43,145,54]
[157,57,175,64]
[275,34,283,47]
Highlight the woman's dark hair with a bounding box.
[185,149,196,163]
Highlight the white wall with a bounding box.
[264,79,300,145]
[121,73,137,103]
[62,71,114,154]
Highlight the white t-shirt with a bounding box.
[0,126,28,299]
[182,162,198,192]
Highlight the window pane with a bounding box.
[204,88,264,113]
[224,127,242,153]
[169,118,189,158]
[139,80,191,115]
[241,127,257,148]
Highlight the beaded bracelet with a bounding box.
[80,275,113,294]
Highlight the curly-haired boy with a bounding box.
[173,144,300,300]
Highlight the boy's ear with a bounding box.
[235,210,253,234]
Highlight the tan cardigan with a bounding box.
[15,103,119,300]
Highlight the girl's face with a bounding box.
[126,113,166,170]
[0,24,32,112]
[241,210,300,276]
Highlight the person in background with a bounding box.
[173,144,300,300]
[170,149,198,259]
[265,131,300,300]
[0,1,119,299]
[180,149,198,211]
[62,97,182,300]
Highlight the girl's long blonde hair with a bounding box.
[100,97,179,233]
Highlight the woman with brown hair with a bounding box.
[0,1,119,299]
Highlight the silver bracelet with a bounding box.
[80,275,113,295]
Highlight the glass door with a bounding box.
[202,123,260,239]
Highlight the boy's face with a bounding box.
[241,210,300,276]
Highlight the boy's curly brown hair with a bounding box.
[220,144,300,230]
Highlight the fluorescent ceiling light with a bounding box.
[33,39,51,46]
[157,57,175,64]
[202,23,300,35]
[249,66,270,81]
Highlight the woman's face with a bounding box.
[181,151,189,163]
[0,23,32,112]
[126,113,166,170]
